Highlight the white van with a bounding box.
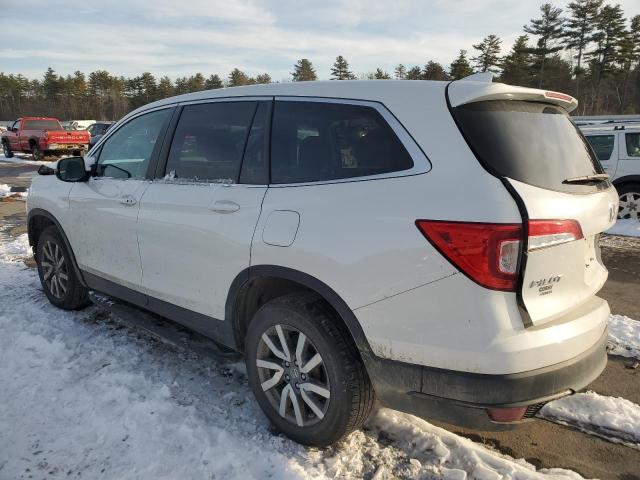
[581,124,640,220]
[27,76,617,446]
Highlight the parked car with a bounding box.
[86,121,115,148]
[2,117,90,161]
[580,123,640,220]
[26,77,617,446]
[60,120,96,130]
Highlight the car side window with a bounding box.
[271,101,414,184]
[625,133,640,158]
[97,109,171,179]
[585,135,615,161]
[165,101,257,183]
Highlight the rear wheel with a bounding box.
[36,226,90,310]
[2,141,13,158]
[245,293,374,446]
[617,184,640,220]
[31,143,42,161]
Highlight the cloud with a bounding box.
[1,0,638,80]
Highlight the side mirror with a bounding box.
[56,157,89,182]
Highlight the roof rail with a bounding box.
[458,72,493,83]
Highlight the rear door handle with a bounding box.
[120,194,137,206]
[209,200,240,213]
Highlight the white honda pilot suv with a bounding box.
[27,76,618,446]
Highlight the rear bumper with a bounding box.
[364,328,607,430]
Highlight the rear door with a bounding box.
[137,98,270,322]
[618,131,640,180]
[450,99,618,326]
[584,132,619,178]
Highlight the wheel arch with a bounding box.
[226,265,375,361]
[612,175,640,190]
[27,208,87,287]
[29,137,39,147]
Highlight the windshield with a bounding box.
[23,119,62,130]
[451,100,605,193]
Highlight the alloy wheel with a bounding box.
[256,324,331,427]
[41,240,68,299]
[619,191,640,220]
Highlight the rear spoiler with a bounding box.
[449,73,578,113]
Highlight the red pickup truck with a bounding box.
[1,117,90,161]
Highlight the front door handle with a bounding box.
[209,200,240,213]
[120,194,137,206]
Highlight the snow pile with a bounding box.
[606,219,640,237]
[0,233,583,479]
[540,392,640,448]
[0,183,28,201]
[0,152,54,165]
[607,314,640,359]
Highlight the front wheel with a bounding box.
[2,141,13,158]
[245,293,374,446]
[36,226,90,310]
[617,184,640,220]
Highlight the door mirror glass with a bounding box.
[56,157,89,182]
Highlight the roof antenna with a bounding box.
[459,72,493,83]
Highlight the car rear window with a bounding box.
[23,119,62,130]
[451,100,605,193]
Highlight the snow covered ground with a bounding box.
[607,314,640,359]
[0,183,28,200]
[540,392,640,449]
[606,219,640,238]
[0,233,586,480]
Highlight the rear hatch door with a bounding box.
[449,83,618,326]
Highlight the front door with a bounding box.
[137,99,270,321]
[67,107,173,290]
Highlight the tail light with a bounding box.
[528,220,583,251]
[415,221,522,291]
[415,219,583,292]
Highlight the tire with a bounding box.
[617,184,640,220]
[36,226,90,310]
[31,143,42,161]
[245,293,375,446]
[2,141,13,158]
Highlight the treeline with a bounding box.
[1,0,638,120]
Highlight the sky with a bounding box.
[1,0,638,82]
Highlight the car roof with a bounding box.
[130,80,450,115]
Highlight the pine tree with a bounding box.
[204,74,223,89]
[228,68,253,86]
[187,73,205,92]
[157,76,175,99]
[564,0,603,74]
[330,55,355,80]
[472,35,502,73]
[449,50,474,79]
[374,68,391,79]
[394,64,407,79]
[292,59,317,81]
[501,35,533,86]
[43,67,60,100]
[255,73,272,84]
[422,61,450,80]
[405,66,423,80]
[588,4,627,77]
[524,3,565,87]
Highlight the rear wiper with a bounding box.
[563,174,609,184]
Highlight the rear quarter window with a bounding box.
[271,101,414,184]
[451,100,605,193]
